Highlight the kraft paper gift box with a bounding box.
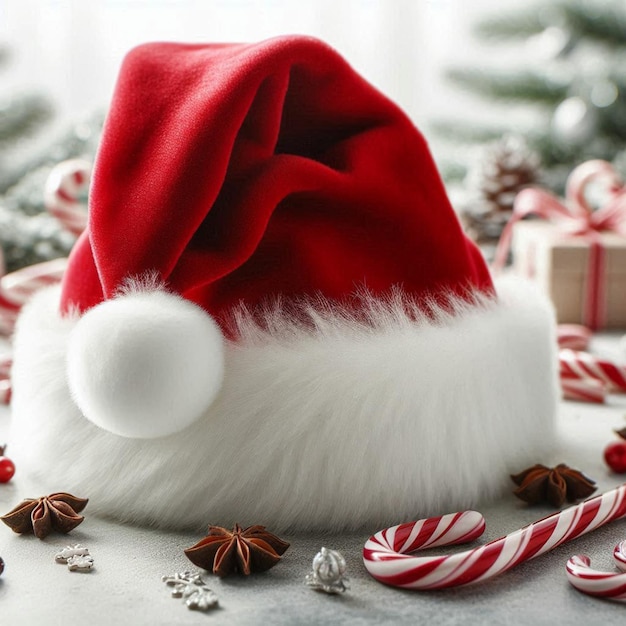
[511,221,626,329]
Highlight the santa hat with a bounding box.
[9,36,557,531]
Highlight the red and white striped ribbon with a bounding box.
[566,540,626,601]
[363,483,626,590]
[44,159,91,236]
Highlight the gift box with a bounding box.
[494,159,626,330]
[511,221,626,329]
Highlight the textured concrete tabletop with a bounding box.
[1,336,626,625]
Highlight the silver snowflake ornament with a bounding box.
[162,571,218,612]
[183,585,219,611]
[67,554,95,572]
[55,544,90,563]
[162,571,203,597]
[305,547,349,594]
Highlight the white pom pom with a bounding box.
[67,289,224,438]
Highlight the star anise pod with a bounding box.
[511,464,596,507]
[184,523,290,577]
[1,492,88,539]
[615,427,626,440]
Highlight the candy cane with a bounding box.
[561,377,606,404]
[44,159,91,236]
[0,258,67,401]
[0,354,11,405]
[566,540,626,601]
[1,160,83,335]
[554,325,605,403]
[0,293,20,337]
[557,324,592,352]
[0,159,81,396]
[363,483,626,590]
[616,540,626,572]
[560,349,626,393]
[0,258,67,337]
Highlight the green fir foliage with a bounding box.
[0,44,101,272]
[474,1,626,44]
[433,0,626,193]
[444,68,569,104]
[0,94,52,146]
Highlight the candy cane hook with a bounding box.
[0,258,68,338]
[566,540,626,601]
[363,484,626,590]
[44,159,91,236]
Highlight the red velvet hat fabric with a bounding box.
[60,36,493,320]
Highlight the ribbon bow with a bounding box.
[493,159,626,330]
[494,159,626,269]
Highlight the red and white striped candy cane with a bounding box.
[0,258,67,336]
[363,483,626,590]
[0,354,11,405]
[616,539,626,571]
[556,325,600,403]
[561,377,606,404]
[0,293,20,338]
[560,349,626,393]
[566,540,626,601]
[44,159,91,236]
[557,324,592,352]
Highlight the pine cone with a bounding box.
[461,135,540,245]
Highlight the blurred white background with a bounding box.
[0,0,509,125]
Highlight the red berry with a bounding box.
[604,441,626,474]
[0,456,15,483]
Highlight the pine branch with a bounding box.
[445,68,569,104]
[439,1,626,196]
[429,120,509,144]
[474,8,544,40]
[0,114,102,195]
[597,101,626,140]
[438,160,468,184]
[0,94,53,145]
[0,206,76,273]
[473,1,626,45]
[564,2,626,45]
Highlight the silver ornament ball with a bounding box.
[551,96,597,146]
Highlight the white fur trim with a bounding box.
[67,288,224,439]
[9,278,558,532]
